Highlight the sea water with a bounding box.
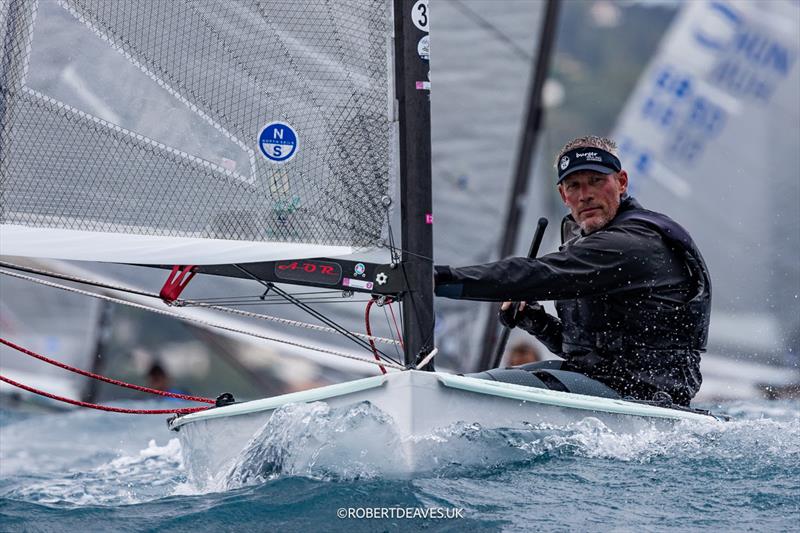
[0,399,797,532]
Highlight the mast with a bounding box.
[394,0,434,368]
[476,0,561,371]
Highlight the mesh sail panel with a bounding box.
[0,0,393,257]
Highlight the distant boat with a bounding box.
[612,0,800,398]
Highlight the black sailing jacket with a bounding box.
[434,197,712,405]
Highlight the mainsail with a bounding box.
[0,0,394,264]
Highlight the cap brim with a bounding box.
[558,164,616,183]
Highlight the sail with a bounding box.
[0,0,394,264]
[612,0,800,357]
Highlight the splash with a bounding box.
[224,401,406,488]
[213,400,799,486]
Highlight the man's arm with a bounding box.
[435,223,685,302]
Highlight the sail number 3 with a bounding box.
[412,0,429,33]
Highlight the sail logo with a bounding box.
[692,1,796,103]
[259,122,298,163]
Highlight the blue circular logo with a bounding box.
[258,122,298,163]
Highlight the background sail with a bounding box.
[612,0,800,361]
[431,0,547,367]
[0,0,393,264]
[0,267,103,401]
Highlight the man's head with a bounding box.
[508,341,540,366]
[554,136,628,234]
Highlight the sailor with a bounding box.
[434,135,711,406]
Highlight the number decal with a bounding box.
[412,0,429,32]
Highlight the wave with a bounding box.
[1,398,796,506]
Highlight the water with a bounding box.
[1,399,797,532]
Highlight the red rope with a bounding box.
[364,299,387,374]
[0,375,209,415]
[0,337,215,404]
[387,301,404,350]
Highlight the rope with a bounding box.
[192,302,399,345]
[0,375,210,415]
[230,265,399,365]
[415,348,439,370]
[0,260,160,298]
[0,338,215,404]
[365,299,387,374]
[0,268,405,371]
[0,261,400,345]
[388,301,404,350]
[381,304,402,361]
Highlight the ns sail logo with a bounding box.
[259,122,299,163]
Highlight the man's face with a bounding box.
[558,170,628,234]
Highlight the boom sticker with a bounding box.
[417,35,429,62]
[258,122,298,163]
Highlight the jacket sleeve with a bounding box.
[434,222,684,302]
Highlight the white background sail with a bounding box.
[612,0,800,359]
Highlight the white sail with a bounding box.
[0,0,394,264]
[612,0,800,357]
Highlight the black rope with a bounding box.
[191,289,348,301]
[190,299,373,307]
[377,243,433,263]
[382,303,403,361]
[385,208,401,265]
[449,0,534,62]
[0,261,158,299]
[187,292,365,306]
[232,264,401,366]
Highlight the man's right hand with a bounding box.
[499,301,548,332]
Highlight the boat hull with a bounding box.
[169,370,717,481]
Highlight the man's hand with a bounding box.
[498,301,527,329]
[499,301,550,333]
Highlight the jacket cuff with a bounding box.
[433,265,455,284]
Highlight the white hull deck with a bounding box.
[169,370,718,481]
